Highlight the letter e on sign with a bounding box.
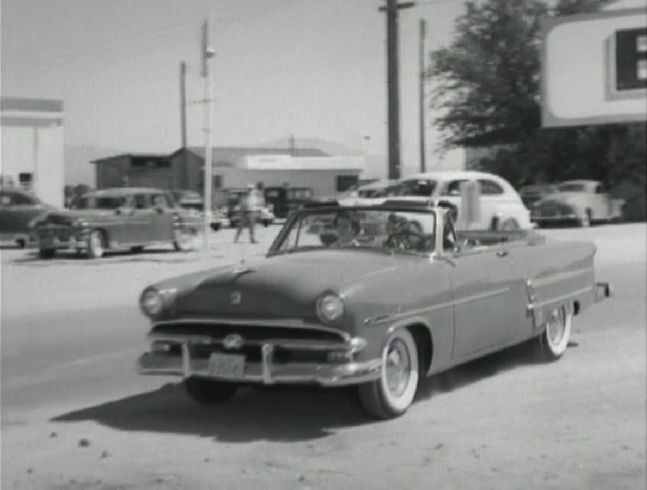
[615,28,647,91]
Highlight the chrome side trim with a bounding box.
[531,267,593,288]
[152,317,350,341]
[529,286,593,309]
[363,287,510,326]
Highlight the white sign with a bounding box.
[541,8,647,127]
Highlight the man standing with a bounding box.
[234,184,258,243]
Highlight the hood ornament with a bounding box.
[223,333,244,350]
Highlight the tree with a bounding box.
[428,0,645,219]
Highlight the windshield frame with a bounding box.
[267,204,438,258]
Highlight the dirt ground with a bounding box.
[1,224,645,489]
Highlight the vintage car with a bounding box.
[531,180,625,227]
[0,187,53,248]
[30,187,202,258]
[519,184,558,210]
[171,190,224,231]
[343,179,403,199]
[393,171,531,231]
[136,200,610,419]
[263,186,316,219]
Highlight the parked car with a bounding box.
[531,180,625,227]
[0,188,52,248]
[264,186,315,219]
[395,171,532,230]
[171,190,224,231]
[30,187,203,258]
[137,199,610,419]
[343,179,402,199]
[226,189,275,228]
[519,184,558,210]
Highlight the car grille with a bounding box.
[150,322,346,364]
[151,322,346,343]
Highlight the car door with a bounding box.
[145,192,175,242]
[443,222,526,361]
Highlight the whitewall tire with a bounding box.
[539,305,572,361]
[87,230,105,259]
[358,328,419,419]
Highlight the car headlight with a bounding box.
[317,293,344,323]
[140,288,164,318]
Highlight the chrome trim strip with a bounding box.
[528,286,593,309]
[364,287,510,325]
[531,267,593,288]
[262,344,274,384]
[152,317,350,341]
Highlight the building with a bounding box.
[0,96,65,206]
[92,146,365,199]
[91,153,170,189]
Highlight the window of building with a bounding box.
[336,175,359,192]
[18,173,33,190]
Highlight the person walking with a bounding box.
[234,184,258,243]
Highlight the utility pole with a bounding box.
[379,0,415,180]
[419,18,427,173]
[179,61,188,188]
[201,19,215,251]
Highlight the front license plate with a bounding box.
[208,353,244,379]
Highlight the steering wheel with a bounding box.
[385,229,425,250]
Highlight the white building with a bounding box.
[0,97,65,206]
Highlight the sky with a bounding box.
[1,0,471,179]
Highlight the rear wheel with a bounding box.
[538,305,572,361]
[38,248,56,259]
[262,219,270,227]
[358,328,419,419]
[86,230,105,259]
[184,377,238,404]
[16,238,26,249]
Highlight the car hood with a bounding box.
[153,250,413,321]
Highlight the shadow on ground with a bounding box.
[51,339,571,442]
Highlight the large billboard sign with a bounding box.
[541,8,647,127]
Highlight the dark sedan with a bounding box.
[30,188,202,258]
[0,188,52,248]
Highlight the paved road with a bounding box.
[1,224,645,489]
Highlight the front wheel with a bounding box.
[500,218,520,231]
[579,209,592,227]
[184,377,238,404]
[38,248,56,259]
[537,305,572,361]
[358,328,419,419]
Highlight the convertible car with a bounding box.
[137,200,610,418]
[30,188,202,258]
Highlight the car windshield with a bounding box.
[73,196,127,209]
[396,179,436,197]
[558,183,585,192]
[272,207,437,255]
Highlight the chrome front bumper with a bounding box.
[137,341,382,387]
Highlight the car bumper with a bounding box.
[531,213,578,224]
[137,342,382,387]
[37,233,88,251]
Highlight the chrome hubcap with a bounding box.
[385,339,411,397]
[547,308,565,346]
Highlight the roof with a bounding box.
[172,146,329,161]
[91,153,168,164]
[85,187,168,197]
[402,170,508,182]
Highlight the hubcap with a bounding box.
[385,338,411,397]
[546,308,566,346]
